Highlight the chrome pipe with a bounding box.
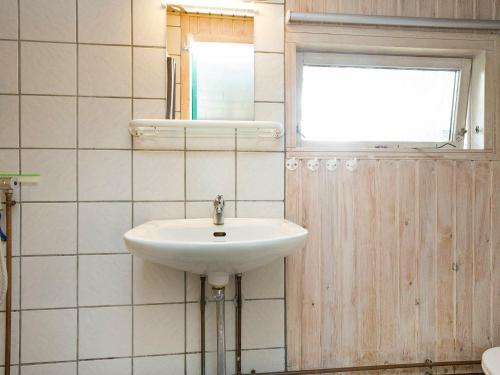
[286,10,500,29]
[212,287,226,375]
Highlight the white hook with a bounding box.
[307,158,320,171]
[345,158,358,172]
[326,158,338,171]
[286,158,299,171]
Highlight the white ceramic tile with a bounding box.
[21,42,76,95]
[79,358,131,375]
[254,3,284,53]
[242,259,284,299]
[133,0,166,47]
[78,202,131,254]
[167,27,181,55]
[134,355,184,375]
[21,256,77,309]
[78,45,131,97]
[236,201,284,219]
[185,201,235,220]
[255,53,284,102]
[186,301,235,352]
[0,41,18,94]
[133,151,184,200]
[0,95,19,147]
[78,150,131,201]
[78,97,131,149]
[21,309,77,363]
[20,0,76,42]
[133,98,166,119]
[132,99,184,151]
[21,95,77,148]
[132,202,184,226]
[133,47,166,98]
[0,0,18,39]
[237,152,284,200]
[0,311,19,365]
[133,256,184,304]
[79,306,132,359]
[21,149,77,201]
[78,0,131,44]
[78,254,132,306]
[134,304,184,355]
[186,152,235,200]
[22,203,77,255]
[186,352,235,375]
[242,348,285,373]
[237,102,284,151]
[242,299,284,349]
[21,362,77,375]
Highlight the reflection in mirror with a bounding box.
[166,10,254,121]
[191,41,254,120]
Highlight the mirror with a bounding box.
[166,8,254,121]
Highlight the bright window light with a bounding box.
[191,41,254,121]
[300,65,460,143]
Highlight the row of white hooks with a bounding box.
[286,158,358,172]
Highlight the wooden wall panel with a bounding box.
[287,0,500,19]
[286,160,500,369]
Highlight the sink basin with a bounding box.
[124,218,308,287]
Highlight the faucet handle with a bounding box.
[214,195,224,204]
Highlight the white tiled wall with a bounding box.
[0,0,286,374]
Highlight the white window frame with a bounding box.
[296,52,472,150]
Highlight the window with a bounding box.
[297,53,472,148]
[190,41,254,121]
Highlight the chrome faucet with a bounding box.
[213,195,225,225]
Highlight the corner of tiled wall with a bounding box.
[0,0,287,373]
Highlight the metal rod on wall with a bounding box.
[4,192,14,375]
[286,11,500,29]
[200,275,206,375]
[247,359,482,375]
[235,274,242,375]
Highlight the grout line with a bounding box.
[0,38,166,49]
[17,0,23,371]
[75,0,80,371]
[130,1,135,373]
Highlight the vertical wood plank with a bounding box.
[285,164,303,371]
[475,0,494,19]
[455,0,475,18]
[374,0,398,15]
[320,161,342,368]
[492,161,500,346]
[416,161,437,362]
[436,0,456,17]
[338,0,361,14]
[417,0,437,17]
[339,159,358,366]
[398,160,417,362]
[300,160,322,369]
[436,161,455,361]
[398,0,418,16]
[472,162,492,357]
[455,161,474,359]
[324,0,341,12]
[377,161,399,362]
[355,161,378,364]
[495,0,500,19]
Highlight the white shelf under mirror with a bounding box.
[129,119,284,139]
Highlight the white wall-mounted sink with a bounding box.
[124,218,308,287]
